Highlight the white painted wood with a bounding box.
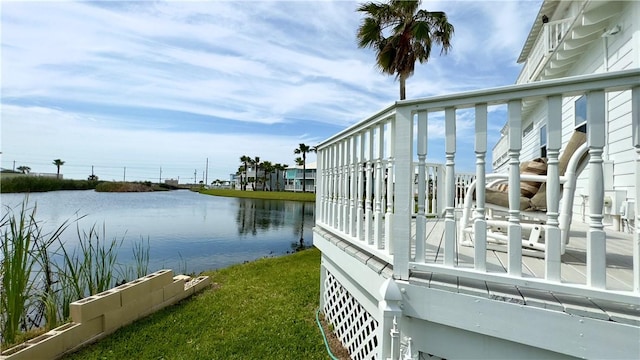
[385,120,395,256]
[416,111,427,262]
[374,124,384,249]
[357,132,365,242]
[474,104,488,271]
[350,137,358,237]
[586,90,607,289]
[365,129,374,245]
[444,107,456,267]
[392,107,413,279]
[337,141,345,232]
[633,86,640,293]
[507,99,523,276]
[545,95,563,281]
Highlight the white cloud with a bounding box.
[1,0,542,179]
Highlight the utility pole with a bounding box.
[159,167,162,184]
[205,158,209,185]
[13,160,16,171]
[123,167,126,182]
[194,169,197,184]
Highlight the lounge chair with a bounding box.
[459,131,588,255]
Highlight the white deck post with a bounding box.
[377,278,403,360]
[393,107,413,279]
[586,90,606,289]
[365,129,374,245]
[632,85,640,293]
[386,119,395,255]
[416,111,427,262]
[342,139,349,233]
[327,145,334,226]
[357,132,365,242]
[375,124,385,249]
[507,99,523,276]
[337,141,344,232]
[545,95,563,281]
[444,107,456,266]
[474,104,487,271]
[350,136,358,237]
[316,147,324,224]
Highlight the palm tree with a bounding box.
[17,165,31,174]
[294,143,316,193]
[274,163,287,191]
[357,0,454,100]
[53,159,65,179]
[261,161,274,191]
[250,156,261,191]
[240,155,251,190]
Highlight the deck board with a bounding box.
[414,217,638,324]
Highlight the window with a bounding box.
[575,95,587,133]
[540,124,547,158]
[523,122,534,137]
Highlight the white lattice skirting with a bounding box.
[323,269,379,360]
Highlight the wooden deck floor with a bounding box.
[412,217,639,325]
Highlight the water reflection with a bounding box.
[1,191,316,274]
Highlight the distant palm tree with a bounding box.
[240,155,251,190]
[88,174,99,181]
[53,159,65,179]
[17,165,31,174]
[357,0,454,100]
[294,143,316,193]
[251,156,261,191]
[274,163,287,191]
[261,161,274,191]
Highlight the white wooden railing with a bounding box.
[315,69,640,306]
[517,18,572,83]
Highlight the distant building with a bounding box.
[284,162,316,192]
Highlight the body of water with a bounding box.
[1,190,315,275]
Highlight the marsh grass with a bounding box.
[0,177,99,193]
[1,199,151,347]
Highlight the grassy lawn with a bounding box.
[200,188,315,202]
[63,249,338,360]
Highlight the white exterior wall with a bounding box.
[510,1,639,224]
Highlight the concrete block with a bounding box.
[51,322,84,353]
[150,288,164,308]
[119,277,152,306]
[144,269,174,291]
[189,276,211,293]
[103,308,125,334]
[16,331,64,359]
[69,289,121,323]
[120,295,153,325]
[163,278,187,301]
[0,343,31,360]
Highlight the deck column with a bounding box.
[392,107,413,279]
[385,120,396,255]
[416,111,428,262]
[586,90,606,289]
[507,99,523,276]
[444,107,457,266]
[473,104,488,271]
[631,86,639,292]
[545,95,563,281]
[377,278,403,360]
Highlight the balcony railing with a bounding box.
[517,18,572,83]
[315,69,640,306]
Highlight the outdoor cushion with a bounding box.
[485,187,532,211]
[519,157,547,198]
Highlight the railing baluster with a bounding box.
[341,140,349,233]
[365,129,374,245]
[357,132,365,242]
[444,107,456,266]
[374,124,385,249]
[386,119,395,255]
[336,141,344,232]
[545,95,563,281]
[416,111,428,262]
[507,99,523,276]
[632,85,640,293]
[332,144,339,228]
[474,104,488,271]
[587,90,607,289]
[350,136,358,237]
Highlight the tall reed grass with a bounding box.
[1,198,151,347]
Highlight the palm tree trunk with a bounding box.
[400,74,407,100]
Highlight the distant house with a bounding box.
[284,162,316,192]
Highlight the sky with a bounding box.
[1,0,542,183]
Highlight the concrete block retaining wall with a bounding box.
[0,270,210,360]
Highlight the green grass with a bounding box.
[200,188,315,202]
[64,249,328,360]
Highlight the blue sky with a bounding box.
[1,0,542,183]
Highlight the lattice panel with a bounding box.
[323,270,378,360]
